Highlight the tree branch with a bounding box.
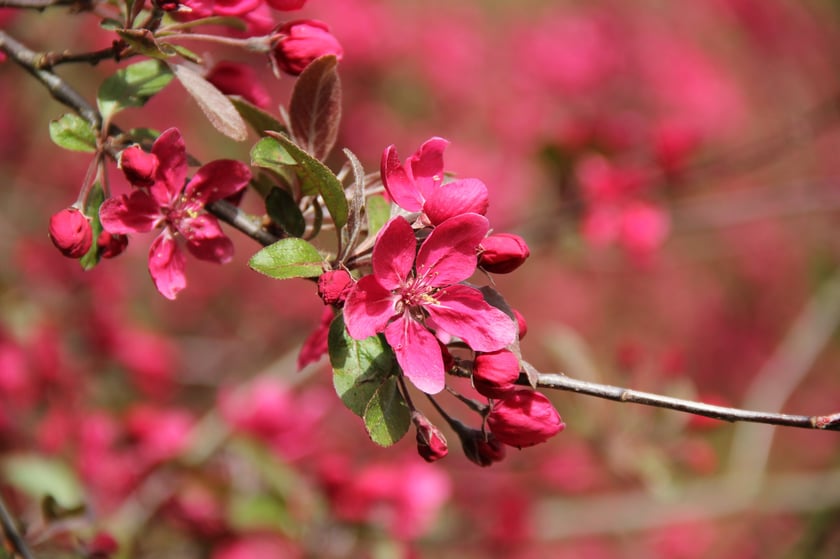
[0,0,82,9]
[0,494,35,559]
[0,30,280,248]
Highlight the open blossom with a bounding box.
[382,137,489,225]
[100,128,251,299]
[344,214,517,394]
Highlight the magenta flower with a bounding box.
[100,128,251,299]
[343,214,517,394]
[381,137,489,226]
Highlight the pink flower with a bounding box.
[381,137,489,225]
[487,390,565,448]
[100,128,251,299]
[344,214,517,394]
[269,20,344,76]
[317,269,353,306]
[48,207,92,258]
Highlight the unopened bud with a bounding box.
[98,231,129,259]
[269,20,343,77]
[513,308,528,340]
[120,146,158,187]
[457,425,506,467]
[412,412,448,462]
[49,207,92,258]
[487,390,564,448]
[317,269,353,306]
[472,349,520,398]
[478,233,530,274]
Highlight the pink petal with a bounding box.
[415,213,488,286]
[426,285,516,352]
[423,178,489,225]
[384,315,445,394]
[343,275,397,340]
[148,233,187,300]
[372,216,417,290]
[408,137,449,200]
[150,128,187,206]
[181,215,235,263]
[99,191,162,234]
[184,160,252,205]
[381,145,423,211]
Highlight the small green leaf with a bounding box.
[266,131,348,230]
[49,113,97,153]
[232,96,286,137]
[116,29,172,59]
[80,183,105,270]
[365,194,390,237]
[167,43,203,64]
[266,187,306,237]
[250,136,296,175]
[362,375,410,447]
[329,313,395,416]
[3,454,83,507]
[168,61,248,141]
[249,237,322,279]
[97,59,173,120]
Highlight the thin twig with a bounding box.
[0,494,35,559]
[0,0,81,8]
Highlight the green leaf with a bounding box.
[289,54,341,161]
[80,183,105,271]
[3,454,83,507]
[49,113,97,153]
[97,59,173,121]
[250,136,296,175]
[362,374,410,447]
[249,237,322,279]
[365,194,390,237]
[266,187,306,238]
[266,132,348,230]
[168,61,248,141]
[231,96,286,137]
[116,29,174,59]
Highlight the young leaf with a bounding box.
[231,96,286,137]
[116,29,173,60]
[80,183,105,271]
[248,237,323,279]
[49,114,97,153]
[266,187,306,237]
[250,136,296,176]
[289,54,341,161]
[362,375,410,447]
[168,62,248,142]
[97,59,173,121]
[365,194,390,237]
[265,132,348,230]
[339,148,365,261]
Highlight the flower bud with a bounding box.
[120,146,158,187]
[49,207,92,258]
[479,233,530,274]
[513,308,528,340]
[269,20,343,77]
[472,349,520,398]
[98,231,129,259]
[266,0,306,9]
[412,412,448,462]
[487,390,564,448]
[317,269,353,306]
[458,426,506,467]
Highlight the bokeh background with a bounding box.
[3,0,840,556]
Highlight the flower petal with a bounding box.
[372,216,417,290]
[100,191,162,234]
[150,128,187,206]
[381,145,423,211]
[423,178,489,225]
[344,275,397,340]
[415,213,488,286]
[148,232,187,300]
[426,285,516,352]
[408,137,448,201]
[181,215,235,263]
[184,160,252,205]
[384,315,445,394]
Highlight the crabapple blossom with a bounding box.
[343,214,517,393]
[48,207,92,258]
[487,389,565,448]
[381,136,489,225]
[99,128,251,299]
[317,269,353,306]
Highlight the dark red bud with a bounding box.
[120,145,158,187]
[459,427,506,467]
[479,233,530,274]
[317,269,353,306]
[98,231,129,259]
[269,19,343,76]
[48,207,92,258]
[412,412,448,462]
[472,349,520,398]
[487,390,565,448]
